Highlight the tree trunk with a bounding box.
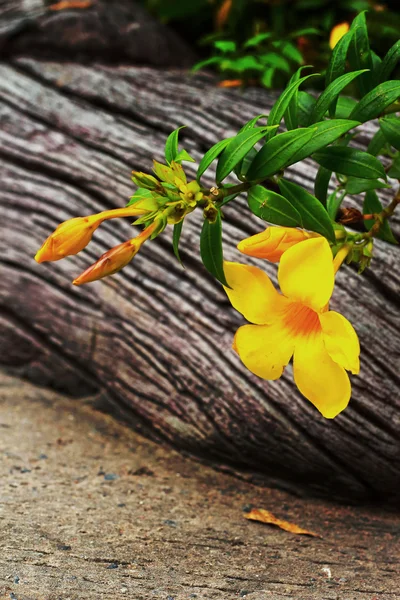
[1,0,399,503]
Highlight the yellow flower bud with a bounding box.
[34,206,153,263]
[73,220,160,285]
[238,226,317,263]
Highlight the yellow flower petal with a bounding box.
[293,332,351,418]
[238,227,311,262]
[224,262,286,324]
[320,311,360,374]
[329,22,350,50]
[234,323,295,380]
[278,237,334,312]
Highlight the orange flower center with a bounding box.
[282,302,321,338]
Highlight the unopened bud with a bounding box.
[131,172,160,190]
[35,206,152,263]
[73,221,160,285]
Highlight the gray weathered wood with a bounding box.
[0,2,399,503]
[1,374,399,600]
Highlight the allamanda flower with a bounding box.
[224,237,360,418]
[237,226,319,262]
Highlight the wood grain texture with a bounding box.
[0,7,399,502]
[1,374,399,600]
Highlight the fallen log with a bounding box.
[0,2,399,504]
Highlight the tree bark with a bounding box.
[0,1,399,504]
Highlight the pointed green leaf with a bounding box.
[347,12,373,95]
[363,190,398,244]
[291,119,360,164]
[284,68,303,131]
[297,91,316,127]
[367,128,387,156]
[377,40,400,83]
[279,178,335,241]
[327,189,345,220]
[314,166,332,206]
[244,32,273,48]
[345,177,390,195]
[216,127,276,183]
[349,81,400,123]
[247,185,302,227]
[214,40,236,53]
[325,27,354,115]
[388,154,400,178]
[197,138,232,182]
[200,211,228,286]
[310,70,369,124]
[238,114,268,134]
[313,146,387,180]
[246,127,315,181]
[191,57,222,73]
[172,221,184,266]
[334,96,358,119]
[165,126,185,164]
[175,149,195,163]
[380,117,400,151]
[267,69,320,135]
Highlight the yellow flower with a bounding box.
[73,220,160,285]
[178,180,203,208]
[329,22,350,49]
[34,205,155,263]
[237,226,318,263]
[224,237,360,418]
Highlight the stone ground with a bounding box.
[0,373,399,600]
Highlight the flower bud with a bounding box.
[238,226,316,263]
[329,22,350,49]
[131,172,160,190]
[35,206,153,263]
[73,220,160,285]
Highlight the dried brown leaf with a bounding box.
[244,508,321,538]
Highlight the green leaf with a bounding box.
[237,114,268,134]
[200,211,228,286]
[279,179,335,241]
[165,126,185,164]
[388,154,400,178]
[197,138,232,182]
[174,148,195,163]
[244,32,272,48]
[367,128,387,156]
[261,67,275,88]
[314,166,332,206]
[259,52,291,73]
[246,127,315,180]
[349,81,400,123]
[223,56,264,72]
[334,96,358,119]
[310,70,369,124]
[313,147,387,180]
[325,28,353,88]
[380,117,400,151]
[327,189,345,220]
[345,177,390,195]
[276,41,304,65]
[290,119,360,163]
[216,126,276,183]
[297,91,316,127]
[284,68,302,131]
[172,221,184,266]
[192,57,222,73]
[347,12,373,95]
[214,40,236,53]
[363,191,398,244]
[266,69,319,135]
[127,188,158,207]
[377,40,400,83]
[247,185,302,227]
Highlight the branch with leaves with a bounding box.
[35,12,400,419]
